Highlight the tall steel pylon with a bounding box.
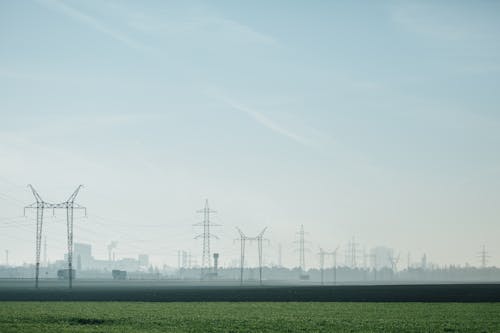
[24,185,48,288]
[299,225,305,272]
[478,245,490,268]
[278,243,282,267]
[43,236,47,267]
[24,185,86,289]
[236,227,268,285]
[194,200,219,279]
[345,237,359,268]
[318,246,339,285]
[294,225,309,276]
[368,252,377,281]
[388,252,400,275]
[318,248,326,285]
[63,185,86,288]
[331,247,339,285]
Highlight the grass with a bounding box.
[0,302,499,332]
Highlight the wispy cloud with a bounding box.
[211,93,309,146]
[104,2,277,47]
[34,0,147,51]
[208,17,276,46]
[391,3,493,41]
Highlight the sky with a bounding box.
[0,0,499,269]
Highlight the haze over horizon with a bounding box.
[1,0,499,268]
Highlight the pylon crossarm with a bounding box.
[196,209,216,214]
[236,227,246,239]
[28,184,43,203]
[194,221,221,226]
[66,185,83,203]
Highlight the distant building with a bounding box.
[74,243,93,270]
[421,253,427,270]
[138,254,149,267]
[61,242,147,273]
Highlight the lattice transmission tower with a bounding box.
[24,185,86,288]
[236,227,268,285]
[318,246,339,285]
[388,252,401,275]
[478,245,490,268]
[194,199,219,279]
[294,224,310,277]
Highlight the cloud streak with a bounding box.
[35,0,146,51]
[391,3,494,41]
[214,94,310,146]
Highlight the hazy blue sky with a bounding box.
[1,0,499,268]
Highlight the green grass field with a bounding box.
[0,302,499,332]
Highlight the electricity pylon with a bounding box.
[236,227,268,285]
[477,245,490,268]
[24,185,86,289]
[61,185,86,289]
[318,248,327,285]
[388,252,400,275]
[107,241,118,262]
[368,252,377,281]
[318,246,339,285]
[294,225,310,276]
[345,237,359,268]
[194,199,219,279]
[278,243,282,267]
[331,247,339,285]
[43,237,47,267]
[24,185,46,288]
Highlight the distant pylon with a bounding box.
[278,243,282,267]
[318,246,339,285]
[63,185,86,289]
[388,252,400,274]
[368,252,377,281]
[477,245,490,268]
[194,199,219,279]
[331,247,339,285]
[299,225,305,271]
[318,248,327,285]
[346,237,359,268]
[24,185,86,289]
[43,236,47,267]
[24,185,46,288]
[295,225,309,274]
[107,241,117,262]
[236,227,268,285]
